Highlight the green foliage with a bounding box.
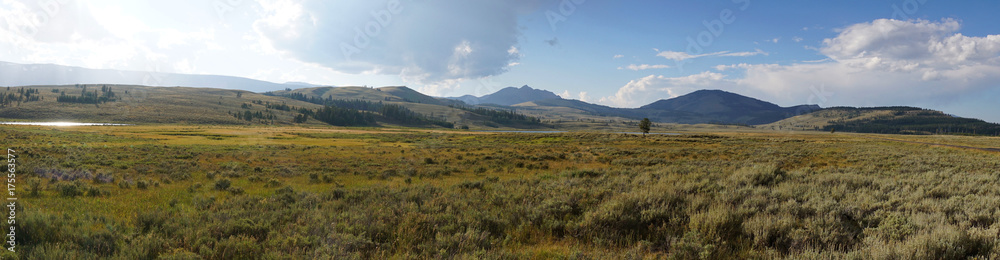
[820,107,1000,135]
[451,104,543,126]
[56,180,88,197]
[639,118,651,135]
[213,179,231,191]
[312,105,376,126]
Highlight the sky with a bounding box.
[1,0,999,123]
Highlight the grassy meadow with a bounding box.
[1,124,999,259]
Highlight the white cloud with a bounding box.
[254,0,554,86]
[599,72,736,107]
[613,54,624,59]
[604,19,1000,117]
[559,90,591,102]
[618,64,671,71]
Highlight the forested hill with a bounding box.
[768,106,1000,136]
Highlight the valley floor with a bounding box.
[1,125,999,259]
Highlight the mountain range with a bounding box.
[1,62,996,135]
[449,85,562,106]
[0,61,298,93]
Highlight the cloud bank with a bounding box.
[254,0,552,85]
[604,19,1000,121]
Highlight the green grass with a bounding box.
[2,125,999,259]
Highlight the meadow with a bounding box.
[1,125,999,259]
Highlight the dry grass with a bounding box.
[2,125,998,259]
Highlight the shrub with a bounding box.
[79,230,118,257]
[213,235,261,260]
[265,178,282,188]
[214,179,232,191]
[228,186,245,195]
[136,179,150,190]
[729,163,785,187]
[157,248,201,260]
[56,181,87,197]
[579,189,687,245]
[26,177,42,197]
[189,183,203,192]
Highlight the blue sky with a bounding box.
[1,0,999,122]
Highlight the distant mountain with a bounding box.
[640,90,821,125]
[0,61,303,92]
[766,106,1000,136]
[449,85,562,106]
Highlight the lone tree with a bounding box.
[639,118,652,136]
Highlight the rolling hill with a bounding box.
[640,89,821,125]
[0,85,321,124]
[2,81,994,135]
[449,85,561,106]
[766,106,1000,135]
[264,86,546,128]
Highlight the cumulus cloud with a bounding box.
[618,64,671,71]
[613,54,624,59]
[599,72,737,107]
[602,19,1000,116]
[254,0,553,85]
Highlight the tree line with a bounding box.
[57,85,117,104]
[0,87,42,107]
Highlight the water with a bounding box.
[474,130,567,133]
[0,122,132,126]
[474,130,682,135]
[615,132,682,135]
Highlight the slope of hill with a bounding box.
[640,90,820,125]
[0,61,300,92]
[266,86,546,129]
[449,85,561,106]
[0,85,322,124]
[766,106,1000,135]
[378,86,465,106]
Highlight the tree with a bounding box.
[639,118,652,136]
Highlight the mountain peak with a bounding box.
[640,89,820,124]
[447,85,561,106]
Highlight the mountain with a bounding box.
[0,85,320,124]
[766,106,1000,136]
[449,85,562,106]
[0,61,302,92]
[640,90,821,125]
[264,86,543,128]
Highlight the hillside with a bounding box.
[265,86,546,129]
[449,85,561,106]
[767,106,1000,135]
[0,85,322,124]
[512,98,644,120]
[640,90,821,125]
